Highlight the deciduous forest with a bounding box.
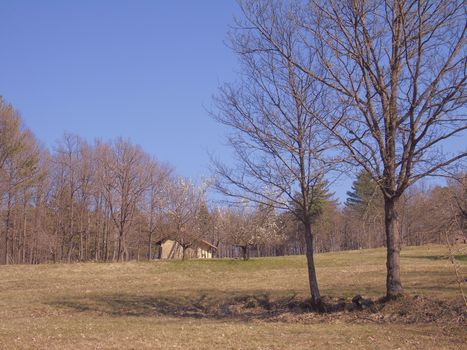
[1,96,465,265]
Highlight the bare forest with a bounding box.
[0,96,465,267]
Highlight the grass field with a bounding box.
[0,245,466,349]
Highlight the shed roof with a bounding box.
[157,238,217,250]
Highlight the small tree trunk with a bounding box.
[147,231,153,260]
[67,241,73,262]
[384,197,403,298]
[117,228,124,262]
[240,246,249,260]
[2,223,8,265]
[103,217,108,261]
[79,232,84,261]
[95,218,100,261]
[2,196,13,265]
[182,246,187,260]
[116,237,121,262]
[303,220,322,308]
[21,207,27,264]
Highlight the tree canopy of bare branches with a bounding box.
[0,98,41,264]
[234,0,466,299]
[212,2,341,305]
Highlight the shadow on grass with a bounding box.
[404,255,466,261]
[49,289,375,323]
[47,290,466,326]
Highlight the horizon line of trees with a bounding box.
[1,96,465,266]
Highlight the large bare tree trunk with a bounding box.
[303,220,321,307]
[384,197,403,298]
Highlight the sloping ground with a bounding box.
[0,245,465,349]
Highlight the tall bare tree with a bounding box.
[0,98,40,264]
[144,160,172,260]
[99,139,151,262]
[236,0,466,299]
[52,134,87,261]
[212,7,339,305]
[166,178,205,260]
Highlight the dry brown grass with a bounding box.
[0,244,466,349]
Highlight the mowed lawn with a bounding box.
[0,245,466,350]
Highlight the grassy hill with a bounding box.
[0,245,465,349]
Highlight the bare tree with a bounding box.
[447,173,467,233]
[51,134,91,262]
[212,7,339,306]
[0,98,40,264]
[236,0,466,299]
[166,178,205,260]
[220,206,258,260]
[99,138,151,262]
[144,160,172,260]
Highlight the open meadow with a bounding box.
[0,244,466,350]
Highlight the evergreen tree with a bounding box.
[346,171,381,212]
[293,179,332,222]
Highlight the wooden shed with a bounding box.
[156,239,217,259]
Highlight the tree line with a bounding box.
[214,170,466,259]
[0,99,200,264]
[1,96,464,267]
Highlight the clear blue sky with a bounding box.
[3,1,458,203]
[0,1,240,180]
